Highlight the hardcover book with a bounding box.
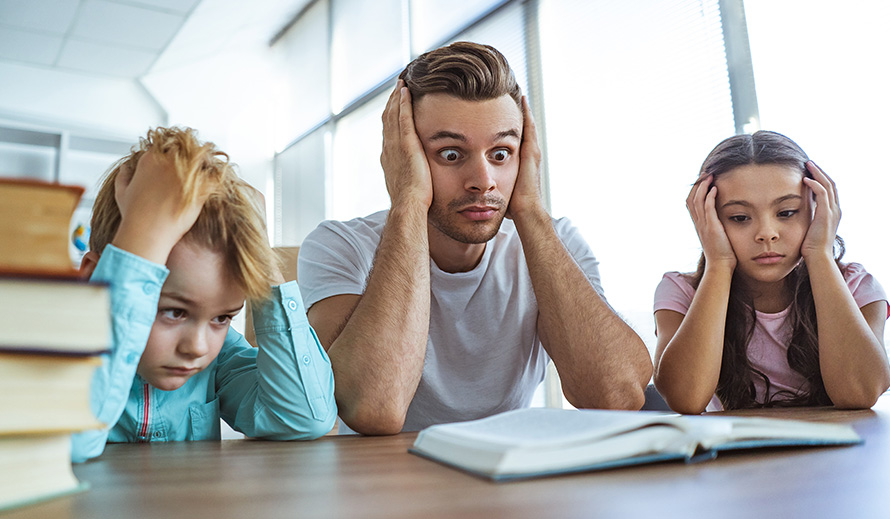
[0,177,84,276]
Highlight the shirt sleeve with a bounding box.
[297,219,377,310]
[844,262,889,316]
[552,217,604,297]
[653,272,695,315]
[215,281,337,440]
[71,245,168,463]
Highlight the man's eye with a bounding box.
[491,149,510,162]
[439,149,461,162]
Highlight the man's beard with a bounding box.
[427,194,507,244]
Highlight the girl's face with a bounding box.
[713,163,812,289]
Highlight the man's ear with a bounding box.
[79,251,100,279]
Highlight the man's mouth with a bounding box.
[459,205,499,220]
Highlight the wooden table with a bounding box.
[6,396,890,519]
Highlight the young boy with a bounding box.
[72,127,336,462]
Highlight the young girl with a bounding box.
[653,130,889,414]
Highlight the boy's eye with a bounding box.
[490,149,510,162]
[212,315,234,325]
[438,149,461,162]
[159,308,186,320]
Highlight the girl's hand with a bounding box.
[686,175,737,270]
[801,161,841,261]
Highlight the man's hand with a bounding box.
[380,80,433,210]
[506,96,546,220]
[112,149,219,265]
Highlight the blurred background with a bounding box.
[1,0,887,357]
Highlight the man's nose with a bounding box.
[464,156,496,193]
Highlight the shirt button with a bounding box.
[153,431,163,438]
[126,353,139,364]
[287,300,298,311]
[302,355,311,365]
[142,282,156,294]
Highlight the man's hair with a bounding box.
[399,41,522,106]
[90,126,276,301]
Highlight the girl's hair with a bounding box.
[89,126,277,301]
[398,41,522,107]
[689,130,845,409]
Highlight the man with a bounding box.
[298,41,652,435]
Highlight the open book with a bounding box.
[409,408,861,481]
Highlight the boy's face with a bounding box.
[137,240,245,391]
[413,93,523,245]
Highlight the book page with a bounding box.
[420,408,679,450]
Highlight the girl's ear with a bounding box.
[79,251,100,279]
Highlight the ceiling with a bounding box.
[0,0,310,79]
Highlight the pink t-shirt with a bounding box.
[653,263,887,411]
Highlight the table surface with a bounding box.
[6,395,890,519]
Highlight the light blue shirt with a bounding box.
[71,245,336,462]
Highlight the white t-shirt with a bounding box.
[298,210,603,432]
[653,263,888,411]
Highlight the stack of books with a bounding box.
[0,179,110,512]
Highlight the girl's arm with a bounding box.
[654,177,736,414]
[802,163,890,408]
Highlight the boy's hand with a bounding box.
[112,149,218,265]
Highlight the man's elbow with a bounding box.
[339,403,407,436]
[567,381,647,411]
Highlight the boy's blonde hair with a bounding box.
[90,127,276,301]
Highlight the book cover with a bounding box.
[0,432,89,512]
[0,276,110,354]
[0,352,104,435]
[0,178,84,276]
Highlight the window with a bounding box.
[539,0,735,352]
[744,1,890,343]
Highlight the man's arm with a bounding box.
[509,97,651,410]
[307,81,432,435]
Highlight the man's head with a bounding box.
[86,127,277,390]
[400,42,524,247]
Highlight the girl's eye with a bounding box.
[439,149,461,162]
[728,215,749,223]
[159,308,186,320]
[778,209,798,218]
[490,149,510,162]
